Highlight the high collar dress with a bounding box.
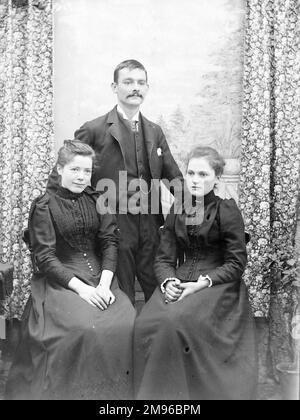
[134,191,258,400]
[5,186,136,400]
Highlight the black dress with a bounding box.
[5,187,136,400]
[133,190,258,400]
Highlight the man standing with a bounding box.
[49,59,182,303]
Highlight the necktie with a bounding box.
[130,120,138,132]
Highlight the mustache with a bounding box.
[127,92,143,98]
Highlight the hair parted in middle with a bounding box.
[185,146,226,177]
[113,59,148,83]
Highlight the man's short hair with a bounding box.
[113,59,148,83]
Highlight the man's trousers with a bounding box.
[116,213,161,304]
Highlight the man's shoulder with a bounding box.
[141,114,163,133]
[82,110,112,129]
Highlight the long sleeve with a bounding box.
[154,214,178,285]
[74,122,96,147]
[206,199,247,285]
[30,195,75,288]
[159,127,183,185]
[97,212,119,273]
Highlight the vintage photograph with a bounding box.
[0,0,299,402]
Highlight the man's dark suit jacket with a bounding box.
[75,106,182,186]
[47,106,183,222]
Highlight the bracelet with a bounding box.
[160,277,178,294]
[198,275,213,288]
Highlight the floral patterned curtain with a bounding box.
[0,0,54,319]
[240,0,300,365]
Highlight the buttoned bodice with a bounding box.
[176,222,224,282]
[50,188,102,282]
[30,187,118,289]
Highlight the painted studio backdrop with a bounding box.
[54,0,245,166]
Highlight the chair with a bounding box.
[22,195,42,274]
[0,263,14,343]
[0,264,14,303]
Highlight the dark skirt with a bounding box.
[5,277,136,400]
[133,281,257,400]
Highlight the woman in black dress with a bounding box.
[5,140,136,400]
[134,146,257,400]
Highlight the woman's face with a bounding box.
[57,155,93,193]
[185,157,219,198]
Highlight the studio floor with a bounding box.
[0,299,285,401]
[0,353,283,401]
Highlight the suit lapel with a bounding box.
[107,107,157,177]
[107,106,126,162]
[141,114,157,177]
[141,114,155,157]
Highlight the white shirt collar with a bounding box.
[117,105,140,122]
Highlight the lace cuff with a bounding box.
[198,274,213,287]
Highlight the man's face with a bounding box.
[111,67,149,109]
